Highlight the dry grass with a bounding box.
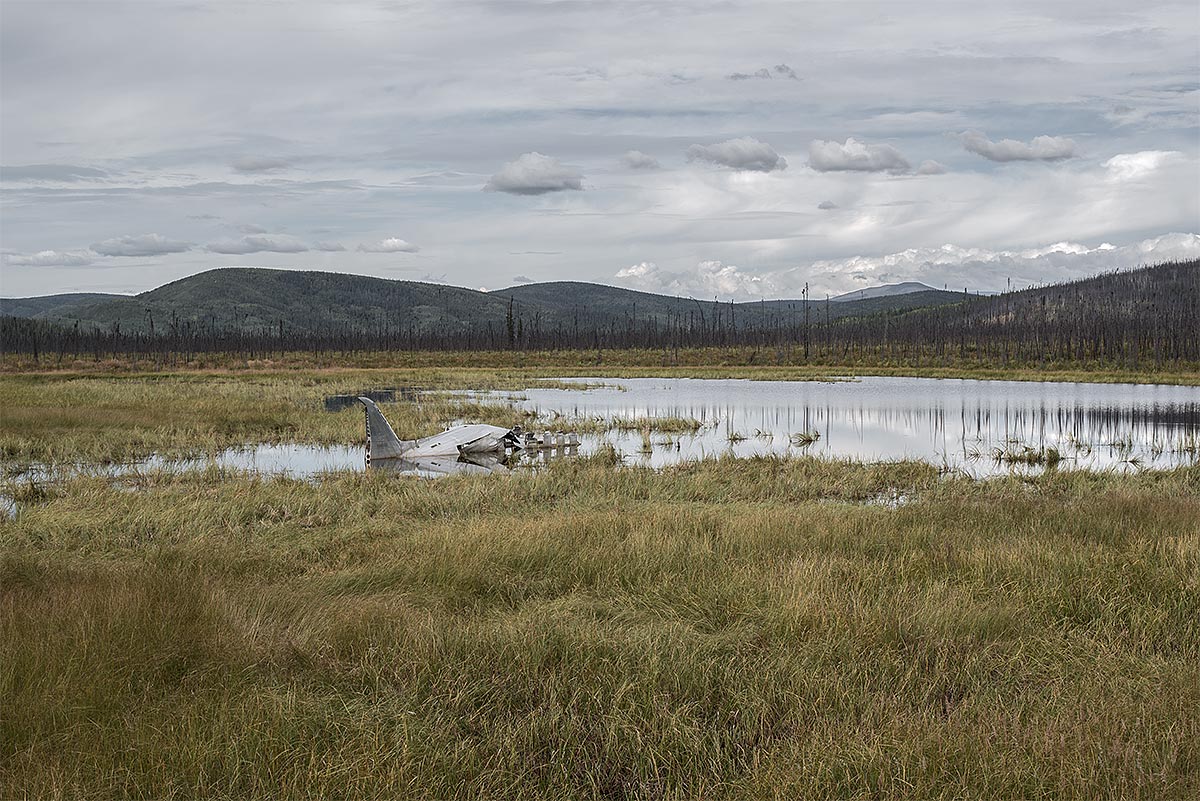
[2,458,1198,799]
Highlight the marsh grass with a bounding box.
[2,457,1197,798]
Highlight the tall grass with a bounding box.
[2,458,1198,798]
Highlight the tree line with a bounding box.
[3,260,1197,368]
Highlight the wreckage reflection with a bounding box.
[368,445,580,478]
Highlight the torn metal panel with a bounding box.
[357,397,522,461]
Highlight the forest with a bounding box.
[2,260,1197,369]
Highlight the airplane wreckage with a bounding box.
[357,397,579,475]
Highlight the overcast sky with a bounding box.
[2,0,1198,299]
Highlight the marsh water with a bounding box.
[472,376,1199,477]
[7,376,1197,483]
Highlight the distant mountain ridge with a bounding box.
[1,268,966,335]
[829,282,939,302]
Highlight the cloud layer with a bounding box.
[91,233,192,257]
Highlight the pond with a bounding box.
[6,376,1197,484]
[466,376,1200,477]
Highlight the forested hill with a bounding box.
[2,267,964,335]
[4,261,1196,367]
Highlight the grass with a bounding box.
[1,367,1198,797]
[1,458,1198,798]
[5,349,1200,385]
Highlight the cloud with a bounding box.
[915,160,947,175]
[817,200,838,210]
[357,237,420,253]
[313,241,346,251]
[727,68,771,81]
[1,163,108,182]
[90,233,192,257]
[958,130,1077,162]
[686,137,787,172]
[621,150,660,170]
[808,138,910,172]
[1104,150,1180,181]
[231,155,290,173]
[483,152,584,195]
[4,249,94,267]
[511,274,534,283]
[615,260,775,299]
[802,233,1200,295]
[206,234,309,254]
[726,64,798,81]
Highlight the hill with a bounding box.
[829,281,938,302]
[0,292,125,319]
[6,268,966,336]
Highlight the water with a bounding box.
[468,376,1200,477]
[7,377,1197,483]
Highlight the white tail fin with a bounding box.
[358,397,409,461]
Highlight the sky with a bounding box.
[1,0,1198,300]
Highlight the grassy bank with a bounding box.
[2,458,1198,798]
[4,348,1199,385]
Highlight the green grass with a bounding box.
[2,458,1198,798]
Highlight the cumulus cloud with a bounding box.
[958,130,1077,162]
[1104,150,1180,181]
[802,233,1200,295]
[808,138,910,172]
[90,233,192,257]
[4,249,94,267]
[817,200,838,210]
[916,160,947,175]
[621,150,660,170]
[357,237,420,253]
[615,260,776,299]
[483,152,584,195]
[313,241,346,251]
[612,235,1200,301]
[686,137,787,172]
[206,234,309,254]
[511,274,534,283]
[231,156,291,173]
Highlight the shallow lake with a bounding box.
[8,376,1197,482]
[468,375,1200,477]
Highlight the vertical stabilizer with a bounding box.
[358,397,409,461]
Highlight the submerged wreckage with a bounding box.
[357,397,578,468]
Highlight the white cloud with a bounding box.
[915,160,947,175]
[231,156,290,173]
[621,150,660,170]
[357,237,420,253]
[483,152,583,195]
[4,249,94,267]
[808,138,910,172]
[686,137,787,172]
[615,259,775,298]
[206,234,309,254]
[958,130,1077,162]
[90,233,192,257]
[1104,150,1180,181]
[614,235,1200,300]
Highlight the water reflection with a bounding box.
[472,376,1199,477]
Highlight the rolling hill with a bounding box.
[2,268,966,335]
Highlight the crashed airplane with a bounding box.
[358,397,522,462]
